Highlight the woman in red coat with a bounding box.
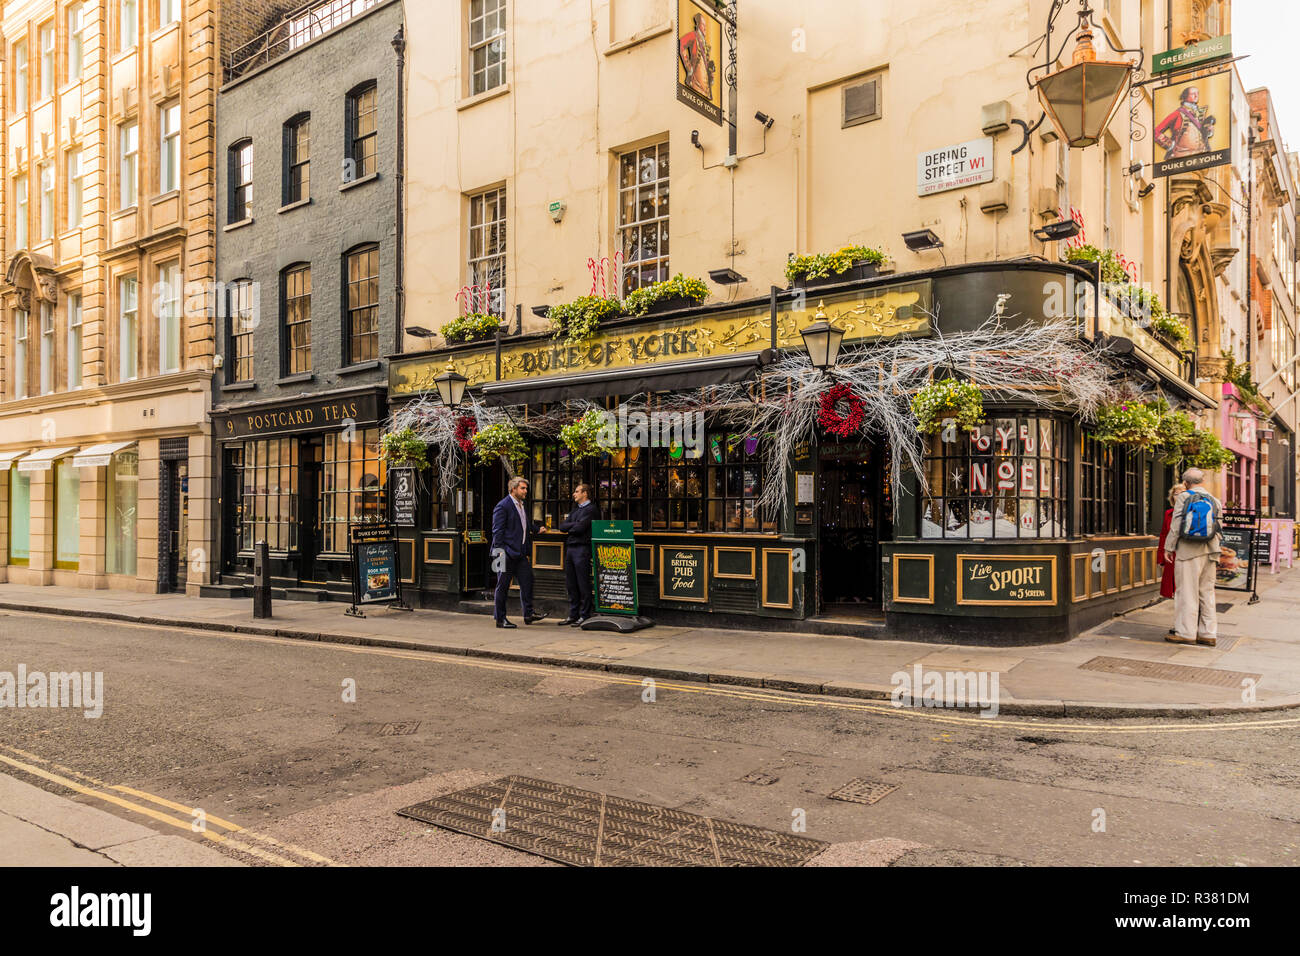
[1158,483,1186,601]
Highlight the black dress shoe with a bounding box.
[557,617,579,626]
[496,619,517,629]
[524,612,548,625]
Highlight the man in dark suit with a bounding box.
[490,476,547,628]
[558,483,600,625]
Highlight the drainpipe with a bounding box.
[392,27,407,348]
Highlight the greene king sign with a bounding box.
[917,137,994,196]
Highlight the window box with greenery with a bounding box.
[547,295,625,346]
[910,379,985,434]
[785,245,885,289]
[440,312,502,344]
[1066,245,1191,351]
[379,427,429,470]
[623,274,711,317]
[470,421,528,466]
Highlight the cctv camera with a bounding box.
[691,130,702,150]
[755,111,774,130]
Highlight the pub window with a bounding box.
[618,141,669,294]
[344,244,379,364]
[707,431,776,532]
[421,460,450,531]
[527,442,580,529]
[282,264,312,374]
[648,444,703,531]
[227,279,255,383]
[595,446,645,528]
[240,437,298,553]
[319,428,386,554]
[1079,429,1118,535]
[228,139,252,222]
[920,415,1068,539]
[284,114,310,204]
[345,82,377,180]
[1122,447,1146,535]
[467,186,506,317]
[468,0,507,96]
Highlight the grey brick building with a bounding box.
[210,0,403,595]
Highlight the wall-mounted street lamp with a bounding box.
[800,302,845,371]
[406,325,435,338]
[1028,1,1142,149]
[435,359,469,409]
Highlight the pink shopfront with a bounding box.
[1219,383,1258,511]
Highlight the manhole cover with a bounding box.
[377,721,420,736]
[1216,603,1232,614]
[827,778,897,805]
[740,771,779,786]
[396,775,825,866]
[1079,656,1261,689]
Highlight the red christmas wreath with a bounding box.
[455,416,478,453]
[817,383,866,438]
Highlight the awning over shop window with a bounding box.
[480,352,771,407]
[72,441,137,469]
[15,447,78,473]
[0,450,29,471]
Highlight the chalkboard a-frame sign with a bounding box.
[592,521,639,615]
[346,523,413,618]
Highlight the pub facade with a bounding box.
[385,260,1215,644]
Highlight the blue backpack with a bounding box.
[1180,491,1220,542]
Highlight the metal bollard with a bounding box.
[253,539,272,619]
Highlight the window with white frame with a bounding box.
[346,83,377,180]
[229,140,252,222]
[40,303,55,395]
[159,102,181,193]
[618,142,670,293]
[160,0,181,26]
[119,122,138,208]
[158,262,181,373]
[67,293,83,388]
[67,149,84,229]
[13,41,28,109]
[68,3,86,77]
[469,0,507,96]
[14,311,29,399]
[468,187,506,316]
[39,21,54,99]
[14,176,28,249]
[120,0,138,50]
[39,164,54,242]
[119,275,138,381]
[228,279,256,383]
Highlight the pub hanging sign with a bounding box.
[676,0,726,126]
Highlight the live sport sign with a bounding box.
[917,137,994,196]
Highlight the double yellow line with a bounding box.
[0,745,337,867]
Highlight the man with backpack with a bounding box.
[1162,468,1223,646]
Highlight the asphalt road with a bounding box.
[2,607,1298,866]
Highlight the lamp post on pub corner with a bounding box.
[1029,1,1141,149]
[800,301,846,373]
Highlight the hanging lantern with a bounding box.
[434,359,468,409]
[800,302,846,370]
[1033,4,1137,149]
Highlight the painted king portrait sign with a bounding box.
[1152,70,1231,178]
[677,0,724,125]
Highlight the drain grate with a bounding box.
[377,721,421,736]
[397,775,825,867]
[1079,656,1261,689]
[827,778,897,806]
[1216,603,1232,614]
[740,771,779,786]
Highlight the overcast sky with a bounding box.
[1233,2,1300,149]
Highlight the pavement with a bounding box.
[1,564,1298,718]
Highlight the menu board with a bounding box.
[1254,531,1273,565]
[390,468,417,527]
[591,521,639,616]
[350,523,401,606]
[1217,528,1253,591]
[956,555,1057,606]
[660,546,709,602]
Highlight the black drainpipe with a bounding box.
[392,26,407,347]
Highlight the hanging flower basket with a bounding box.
[1182,429,1236,470]
[911,379,984,434]
[817,383,867,438]
[1093,401,1161,447]
[454,416,478,453]
[559,409,610,459]
[470,422,528,466]
[379,426,429,469]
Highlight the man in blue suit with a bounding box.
[557,483,600,626]
[491,476,547,628]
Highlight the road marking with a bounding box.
[0,745,338,867]
[3,607,1298,735]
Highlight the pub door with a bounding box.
[818,441,890,609]
[464,463,507,593]
[299,437,325,583]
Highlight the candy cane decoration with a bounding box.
[455,286,469,317]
